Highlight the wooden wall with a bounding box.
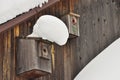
[0,19,36,80]
[0,0,120,80]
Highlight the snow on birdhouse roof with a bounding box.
[27,15,69,46]
[0,0,48,24]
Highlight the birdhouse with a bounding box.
[61,12,80,38]
[16,37,52,79]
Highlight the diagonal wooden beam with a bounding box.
[0,9,37,33]
[0,0,60,33]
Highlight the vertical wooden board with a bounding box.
[54,3,60,17]
[77,0,85,66]
[19,21,31,37]
[27,16,38,35]
[69,0,74,12]
[113,0,120,38]
[78,0,95,68]
[19,23,24,37]
[14,26,19,80]
[0,33,3,80]
[77,0,92,68]
[10,29,15,80]
[69,39,81,79]
[23,21,29,36]
[3,31,11,80]
[11,25,26,80]
[57,45,64,80]
[63,42,72,80]
[100,0,113,47]
[62,0,69,15]
[83,2,95,61]
[90,0,101,56]
[27,20,32,35]
[51,5,56,15]
[19,23,27,37]
[59,0,64,16]
[53,45,62,80]
[111,0,120,38]
[106,0,115,41]
[94,0,105,52]
[10,25,20,80]
[74,0,79,13]
[51,44,56,80]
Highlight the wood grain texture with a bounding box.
[16,38,52,79]
[0,0,120,80]
[0,33,3,80]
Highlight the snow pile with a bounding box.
[74,38,120,80]
[27,15,69,46]
[0,0,48,24]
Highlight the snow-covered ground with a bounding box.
[74,38,120,80]
[0,0,48,24]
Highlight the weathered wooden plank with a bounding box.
[13,26,24,80]
[62,0,69,15]
[0,33,3,80]
[69,0,73,12]
[3,31,11,80]
[54,45,64,80]
[111,0,120,38]
[10,28,15,80]
[63,42,72,80]
[0,9,37,34]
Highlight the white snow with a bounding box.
[27,15,69,46]
[0,0,48,24]
[74,38,120,80]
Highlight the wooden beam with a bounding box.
[36,0,60,12]
[0,0,60,33]
[0,9,37,33]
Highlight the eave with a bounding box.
[0,0,60,33]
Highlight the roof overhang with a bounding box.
[0,0,60,33]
